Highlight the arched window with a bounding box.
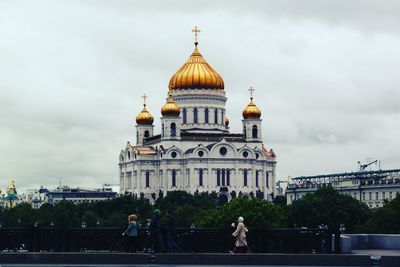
[243,126,247,138]
[255,171,259,187]
[171,123,176,137]
[214,109,218,124]
[217,170,221,186]
[161,123,164,137]
[182,108,187,124]
[144,130,150,139]
[172,170,176,187]
[204,108,209,123]
[221,110,224,124]
[145,171,150,188]
[252,125,258,138]
[243,170,248,186]
[199,169,203,186]
[266,171,269,188]
[227,170,231,186]
[193,108,198,123]
[127,151,131,160]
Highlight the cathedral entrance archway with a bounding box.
[217,187,231,205]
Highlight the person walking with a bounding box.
[166,210,180,253]
[122,214,140,253]
[149,209,166,253]
[229,216,251,254]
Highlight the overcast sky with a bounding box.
[1,0,400,192]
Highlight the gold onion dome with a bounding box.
[243,98,262,119]
[161,95,180,116]
[168,46,224,91]
[135,104,154,125]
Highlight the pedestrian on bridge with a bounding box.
[229,216,251,254]
[122,214,140,253]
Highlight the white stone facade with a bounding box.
[119,94,277,200]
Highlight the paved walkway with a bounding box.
[352,249,400,258]
[0,253,373,266]
[0,265,369,267]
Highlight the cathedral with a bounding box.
[119,28,277,201]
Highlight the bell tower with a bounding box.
[135,94,154,145]
[161,92,181,140]
[242,86,262,142]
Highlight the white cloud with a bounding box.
[1,0,399,191]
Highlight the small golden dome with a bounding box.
[242,98,261,119]
[161,96,180,117]
[169,46,224,91]
[224,116,229,127]
[135,104,154,125]
[7,180,17,194]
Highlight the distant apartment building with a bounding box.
[286,169,400,208]
[21,185,117,208]
[45,186,117,204]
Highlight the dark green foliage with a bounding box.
[360,193,400,233]
[37,203,54,226]
[1,203,35,227]
[273,195,287,208]
[0,195,152,228]
[155,191,217,227]
[82,210,98,227]
[197,197,287,228]
[3,188,400,234]
[288,186,370,232]
[53,201,79,228]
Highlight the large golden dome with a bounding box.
[161,95,180,116]
[168,46,224,91]
[242,98,262,119]
[135,104,154,125]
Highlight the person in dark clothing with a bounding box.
[122,214,140,253]
[149,209,166,253]
[166,210,180,252]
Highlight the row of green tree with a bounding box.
[0,187,399,233]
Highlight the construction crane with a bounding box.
[357,160,378,171]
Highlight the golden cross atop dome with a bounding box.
[192,26,201,46]
[248,86,255,100]
[141,94,148,106]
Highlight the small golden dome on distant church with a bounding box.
[224,116,230,127]
[135,94,154,125]
[7,180,17,195]
[168,26,224,91]
[242,86,262,119]
[161,94,180,117]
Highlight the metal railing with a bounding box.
[0,227,331,253]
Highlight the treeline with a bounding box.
[0,187,399,233]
